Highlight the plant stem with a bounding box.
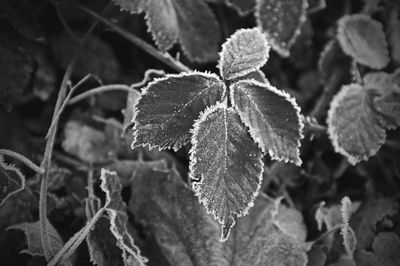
[68,84,131,105]
[76,3,191,73]
[0,149,44,174]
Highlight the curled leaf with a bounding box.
[255,0,308,57]
[230,80,303,165]
[218,28,270,80]
[337,14,389,69]
[132,72,226,151]
[189,102,264,241]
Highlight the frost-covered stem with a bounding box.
[310,67,348,122]
[68,84,132,105]
[0,149,44,174]
[77,4,191,73]
[313,223,344,244]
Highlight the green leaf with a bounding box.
[318,40,352,83]
[189,102,264,241]
[230,80,303,165]
[358,232,400,266]
[129,166,309,266]
[218,28,270,80]
[0,156,25,207]
[112,0,221,62]
[132,72,226,151]
[340,197,357,259]
[7,219,69,263]
[100,169,147,266]
[255,0,308,57]
[327,83,389,165]
[337,14,389,69]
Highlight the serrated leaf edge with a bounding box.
[217,27,270,80]
[254,0,309,57]
[131,71,226,152]
[230,79,304,166]
[337,14,390,69]
[0,155,26,207]
[188,101,264,241]
[326,83,387,165]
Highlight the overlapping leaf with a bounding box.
[100,169,147,266]
[358,232,400,266]
[189,103,264,240]
[218,28,270,80]
[337,14,389,69]
[0,156,25,207]
[255,0,308,57]
[132,72,225,151]
[327,84,390,165]
[129,165,309,266]
[112,0,221,62]
[230,80,303,165]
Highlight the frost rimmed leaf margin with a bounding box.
[230,80,304,165]
[255,0,308,57]
[189,101,264,241]
[132,71,226,151]
[218,28,270,80]
[337,14,389,69]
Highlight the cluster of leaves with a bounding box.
[0,0,400,265]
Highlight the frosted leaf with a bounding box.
[230,80,303,165]
[234,70,268,84]
[7,219,69,264]
[189,103,264,241]
[218,28,270,80]
[129,165,309,266]
[255,0,308,57]
[340,197,357,259]
[100,169,147,266]
[129,166,225,266]
[132,72,225,151]
[225,195,309,266]
[327,83,389,165]
[0,156,25,207]
[337,14,389,69]
[112,0,221,62]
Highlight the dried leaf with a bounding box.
[132,72,226,151]
[230,80,303,165]
[337,14,389,69]
[112,0,221,62]
[189,102,264,241]
[218,28,270,80]
[327,83,390,165]
[0,156,25,207]
[255,0,308,57]
[100,169,147,266]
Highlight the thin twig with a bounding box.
[75,3,191,73]
[0,149,44,174]
[68,84,131,105]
